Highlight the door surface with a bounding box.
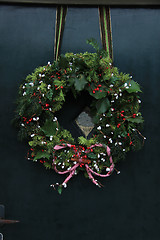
[0,4,160,240]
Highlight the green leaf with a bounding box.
[87,152,97,160]
[60,90,65,101]
[127,116,144,123]
[41,119,58,136]
[90,89,107,99]
[126,80,142,93]
[88,83,107,99]
[78,136,88,145]
[44,161,52,169]
[39,82,47,92]
[54,80,61,86]
[58,185,63,195]
[110,76,120,84]
[46,89,53,101]
[74,74,87,91]
[68,76,75,87]
[58,55,69,68]
[86,38,100,51]
[34,151,50,161]
[96,98,110,114]
[74,58,88,71]
[92,114,99,124]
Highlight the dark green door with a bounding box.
[0,4,160,240]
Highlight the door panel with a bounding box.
[0,5,160,240]
[61,6,102,53]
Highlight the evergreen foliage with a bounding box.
[14,40,145,192]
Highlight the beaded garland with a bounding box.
[14,45,145,194]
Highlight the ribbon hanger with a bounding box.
[54,5,113,60]
[54,5,68,61]
[98,6,113,60]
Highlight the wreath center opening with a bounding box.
[55,90,95,140]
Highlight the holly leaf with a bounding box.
[127,116,144,123]
[90,89,107,99]
[96,98,110,114]
[126,80,142,93]
[33,151,50,161]
[74,74,87,91]
[58,55,69,68]
[58,185,63,195]
[74,58,88,71]
[87,152,97,160]
[68,76,75,87]
[88,83,107,99]
[41,119,58,136]
[92,114,99,124]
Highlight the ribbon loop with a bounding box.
[52,144,114,188]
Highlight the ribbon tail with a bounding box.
[85,164,101,188]
[56,164,79,188]
[62,170,76,186]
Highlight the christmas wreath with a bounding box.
[14,40,145,194]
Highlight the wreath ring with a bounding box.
[14,42,145,194]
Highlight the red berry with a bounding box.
[93,90,95,94]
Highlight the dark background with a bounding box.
[0,4,160,240]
